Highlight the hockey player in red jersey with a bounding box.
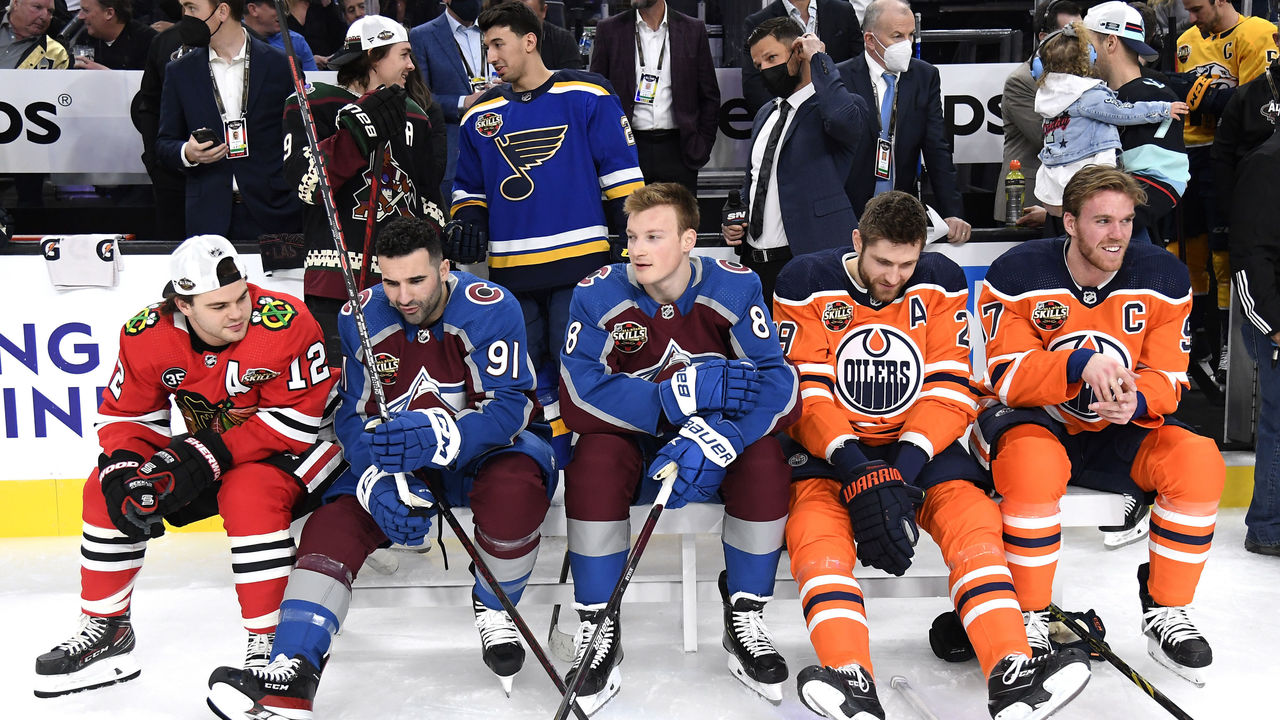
[774,191,1090,720]
[34,235,344,699]
[973,165,1225,687]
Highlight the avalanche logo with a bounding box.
[465,283,505,305]
[833,325,923,416]
[1048,331,1132,421]
[611,321,648,353]
[823,300,854,332]
[1032,299,1069,332]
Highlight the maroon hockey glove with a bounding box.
[137,429,233,514]
[99,450,165,540]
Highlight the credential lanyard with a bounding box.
[208,39,250,121]
[455,33,483,78]
[871,76,898,140]
[635,26,667,72]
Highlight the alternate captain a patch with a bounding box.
[495,125,568,201]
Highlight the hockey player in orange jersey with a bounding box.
[773,191,1090,720]
[973,165,1225,687]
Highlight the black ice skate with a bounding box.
[1101,494,1150,550]
[719,570,787,703]
[796,663,885,720]
[564,602,623,716]
[207,653,322,720]
[1138,563,1211,687]
[1022,609,1055,657]
[472,592,524,695]
[34,612,140,698]
[244,631,275,671]
[987,649,1090,720]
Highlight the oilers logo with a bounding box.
[833,325,923,416]
[1048,331,1132,421]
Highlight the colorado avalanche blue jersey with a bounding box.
[333,271,536,492]
[452,69,644,293]
[559,257,799,444]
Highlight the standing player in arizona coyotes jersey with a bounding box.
[974,166,1223,686]
[558,184,797,710]
[772,191,1088,720]
[35,236,343,700]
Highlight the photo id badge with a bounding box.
[225,118,249,159]
[874,138,892,180]
[635,72,659,104]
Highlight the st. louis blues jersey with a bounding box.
[977,237,1191,434]
[559,257,799,444]
[334,271,536,493]
[772,249,978,462]
[452,70,644,293]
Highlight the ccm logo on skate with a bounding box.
[0,101,60,144]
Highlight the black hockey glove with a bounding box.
[834,450,924,576]
[99,449,165,540]
[443,219,488,264]
[337,85,408,156]
[608,234,628,264]
[137,429,233,515]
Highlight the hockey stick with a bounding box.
[553,461,680,720]
[1046,603,1196,720]
[358,147,385,291]
[548,549,577,662]
[889,676,941,720]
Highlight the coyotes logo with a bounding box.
[1032,299,1069,332]
[353,146,418,223]
[611,321,648,353]
[822,301,854,332]
[833,325,923,416]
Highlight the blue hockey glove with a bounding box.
[368,408,462,473]
[649,415,744,510]
[834,449,925,576]
[356,466,435,546]
[443,219,488,264]
[658,359,761,425]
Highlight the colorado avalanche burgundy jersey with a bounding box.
[977,237,1192,434]
[335,271,536,485]
[772,248,979,462]
[97,284,338,463]
[558,257,798,443]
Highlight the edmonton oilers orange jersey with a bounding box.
[772,248,978,461]
[98,284,337,463]
[977,237,1191,434]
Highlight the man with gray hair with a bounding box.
[0,0,69,69]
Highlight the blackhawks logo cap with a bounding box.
[163,234,247,298]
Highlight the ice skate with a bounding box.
[564,603,623,716]
[207,653,322,720]
[34,612,140,698]
[796,663,884,720]
[1101,495,1149,550]
[473,592,524,695]
[1139,564,1210,687]
[987,649,1090,720]
[719,570,786,703]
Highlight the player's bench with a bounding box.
[350,487,1125,653]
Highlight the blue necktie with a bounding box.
[875,72,896,197]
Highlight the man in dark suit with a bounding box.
[519,0,580,69]
[838,0,970,243]
[156,0,303,241]
[410,0,489,204]
[723,17,868,301]
[741,0,861,116]
[589,0,718,193]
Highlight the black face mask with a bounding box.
[451,0,481,24]
[177,7,221,48]
[760,54,799,99]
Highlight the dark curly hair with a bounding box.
[376,217,443,261]
[858,191,928,246]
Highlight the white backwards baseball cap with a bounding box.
[1084,1,1159,60]
[329,16,410,68]
[163,234,247,297]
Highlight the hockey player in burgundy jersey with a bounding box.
[557,183,799,712]
[34,236,345,700]
[207,217,554,719]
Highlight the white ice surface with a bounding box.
[3,509,1274,719]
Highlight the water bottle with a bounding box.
[722,190,748,228]
[1004,160,1025,228]
[578,26,595,66]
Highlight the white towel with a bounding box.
[43,234,124,290]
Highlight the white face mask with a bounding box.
[874,34,912,73]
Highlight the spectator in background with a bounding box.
[741,0,861,115]
[1,0,68,69]
[244,0,318,70]
[340,0,364,25]
[131,20,189,238]
[589,0,718,194]
[995,0,1081,229]
[286,0,345,66]
[410,0,491,203]
[1211,25,1279,211]
[74,0,157,69]
[520,0,579,69]
[723,18,867,301]
[1086,1,1188,243]
[1230,122,1280,558]
[157,0,303,241]
[839,0,970,244]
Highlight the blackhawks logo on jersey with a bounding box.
[174,390,255,434]
[123,304,162,336]
[495,125,568,201]
[252,297,298,331]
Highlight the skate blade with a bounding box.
[34,655,141,698]
[1146,641,1206,688]
[498,673,514,696]
[1103,517,1150,550]
[727,656,784,704]
[573,667,622,716]
[798,679,879,720]
[549,624,577,663]
[1020,660,1091,720]
[207,683,314,720]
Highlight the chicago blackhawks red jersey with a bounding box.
[97,284,338,464]
[772,248,978,461]
[977,237,1191,434]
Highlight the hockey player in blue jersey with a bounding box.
[558,183,800,712]
[448,1,644,457]
[206,218,555,718]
